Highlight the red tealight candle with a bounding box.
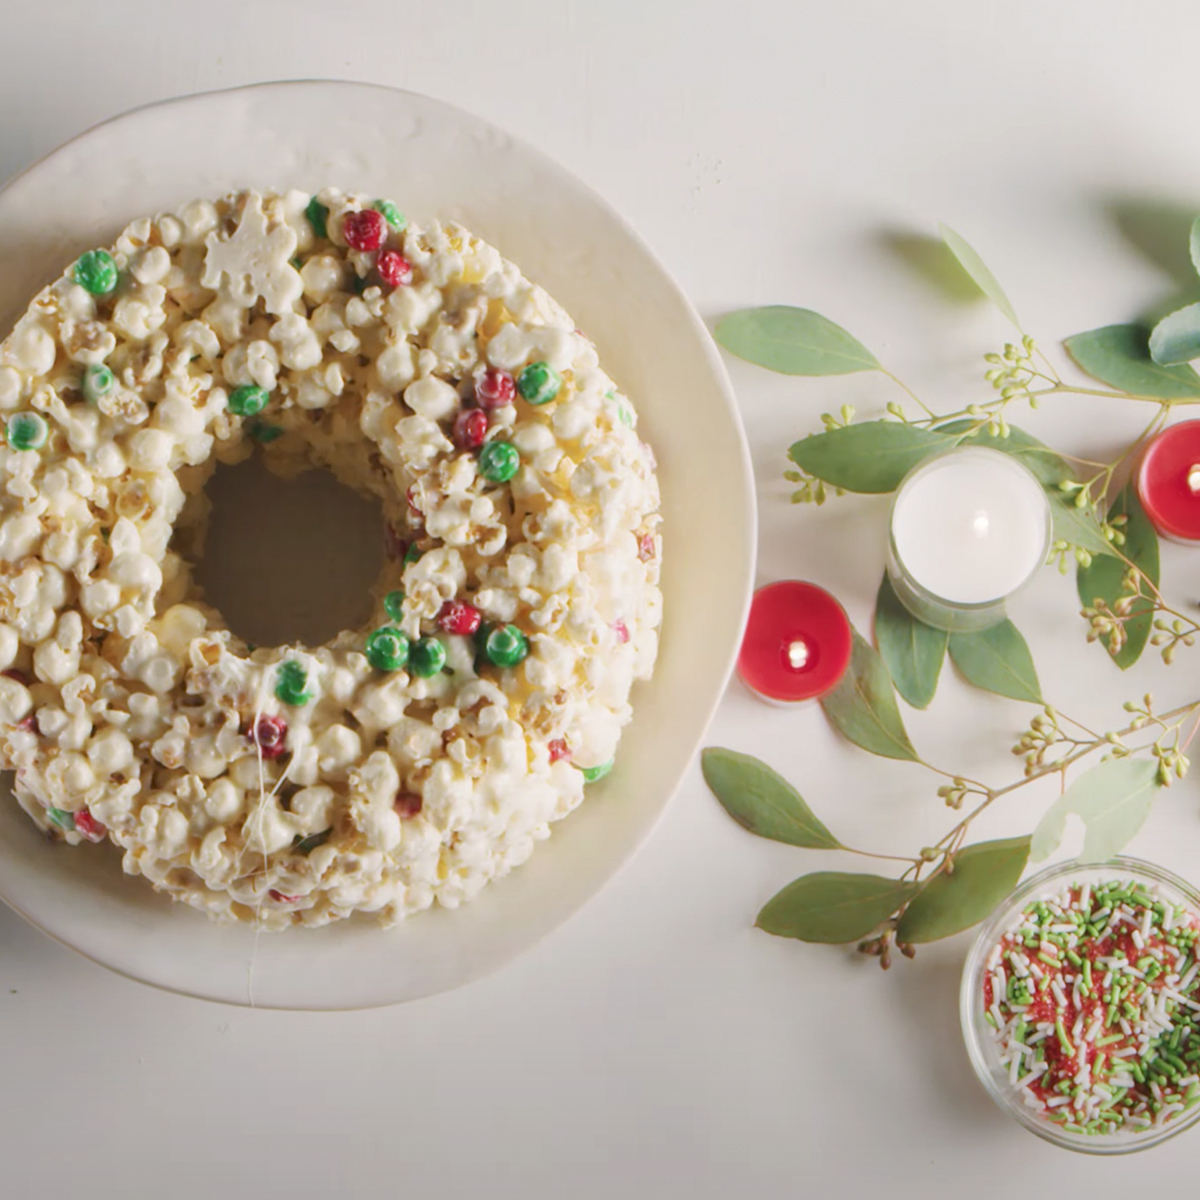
[1137,421,1200,542]
[737,581,853,704]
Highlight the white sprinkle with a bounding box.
[1080,884,1091,912]
[1180,964,1199,992]
[1120,1019,1133,1036]
[1131,929,1145,951]
[1009,952,1030,978]
[1028,960,1045,981]
[1027,1030,1050,1045]
[1046,1095,1071,1109]
[1072,1013,1085,1040]
[1141,907,1154,940]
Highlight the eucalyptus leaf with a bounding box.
[789,422,962,494]
[1045,488,1114,556]
[1076,486,1160,669]
[715,306,880,376]
[874,574,947,710]
[1190,215,1200,278]
[701,748,841,849]
[821,629,919,761]
[1064,324,1200,399]
[937,420,1074,487]
[938,224,1021,329]
[948,621,1042,703]
[1150,303,1200,366]
[757,872,919,944]
[896,836,1031,944]
[1030,758,1162,863]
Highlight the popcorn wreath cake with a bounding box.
[0,188,661,928]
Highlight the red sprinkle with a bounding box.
[613,620,630,644]
[475,369,516,410]
[73,808,106,842]
[377,249,413,287]
[250,715,288,759]
[637,533,656,562]
[453,409,489,450]
[548,738,570,764]
[395,791,423,818]
[269,889,301,904]
[437,599,482,636]
[342,208,386,252]
[406,485,424,521]
[16,714,36,733]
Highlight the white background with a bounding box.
[4,0,1200,1194]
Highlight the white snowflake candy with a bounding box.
[201,191,303,315]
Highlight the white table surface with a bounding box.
[4,0,1200,1193]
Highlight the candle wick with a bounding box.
[1188,464,1200,495]
[786,639,811,670]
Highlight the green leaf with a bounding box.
[948,620,1042,703]
[1189,215,1200,278]
[1150,303,1200,366]
[938,224,1021,329]
[937,420,1074,487]
[1064,324,1200,399]
[873,574,947,710]
[1030,758,1162,863]
[1076,486,1160,669]
[1046,488,1115,557]
[821,629,919,761]
[789,422,962,494]
[715,306,880,376]
[757,872,919,944]
[896,836,1031,944]
[701,748,841,849]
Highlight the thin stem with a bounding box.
[880,368,937,418]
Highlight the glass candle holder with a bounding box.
[886,447,1052,632]
[961,857,1200,1154]
[1135,420,1200,543]
[737,581,852,704]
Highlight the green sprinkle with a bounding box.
[582,759,614,784]
[373,199,406,230]
[365,626,410,672]
[275,660,313,706]
[479,440,520,484]
[228,384,270,417]
[484,624,529,670]
[81,363,115,404]
[404,543,423,565]
[305,196,329,240]
[292,828,332,855]
[47,806,75,832]
[6,412,48,451]
[73,249,118,296]
[408,636,447,678]
[517,361,562,406]
[1066,949,1083,967]
[383,590,405,621]
[618,406,634,428]
[246,419,283,444]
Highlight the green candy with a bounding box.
[82,364,115,404]
[517,361,561,405]
[408,636,447,678]
[479,440,520,484]
[246,419,283,443]
[73,249,118,296]
[47,806,76,831]
[228,385,270,417]
[383,590,406,621]
[6,412,48,451]
[485,624,529,669]
[582,759,614,784]
[403,543,423,565]
[365,626,411,672]
[373,199,407,230]
[305,196,330,240]
[275,660,313,706]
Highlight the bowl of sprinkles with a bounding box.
[961,857,1200,1153]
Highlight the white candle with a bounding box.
[887,447,1051,631]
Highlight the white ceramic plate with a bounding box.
[0,82,755,1009]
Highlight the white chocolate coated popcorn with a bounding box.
[0,189,661,929]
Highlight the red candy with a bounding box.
[250,715,288,759]
[73,808,106,842]
[548,738,570,763]
[377,249,413,287]
[475,369,515,410]
[613,620,630,644]
[17,714,36,733]
[394,791,423,818]
[406,485,425,524]
[453,409,489,449]
[637,533,656,562]
[437,599,482,636]
[269,889,301,904]
[342,208,386,252]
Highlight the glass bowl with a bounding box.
[960,856,1200,1154]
